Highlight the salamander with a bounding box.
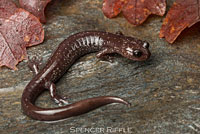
[21,31,151,121]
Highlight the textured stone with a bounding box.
[0,0,199,134]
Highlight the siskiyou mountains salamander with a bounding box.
[21,31,151,121]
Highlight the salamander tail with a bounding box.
[22,96,130,121]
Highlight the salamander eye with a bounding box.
[133,50,143,57]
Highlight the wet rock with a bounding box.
[0,0,199,134]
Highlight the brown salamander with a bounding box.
[21,31,151,121]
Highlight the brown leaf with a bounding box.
[0,0,44,70]
[102,0,166,26]
[19,0,51,23]
[160,0,200,43]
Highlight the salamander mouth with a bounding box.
[143,50,151,60]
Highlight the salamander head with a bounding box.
[121,40,151,61]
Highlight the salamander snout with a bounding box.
[123,41,151,61]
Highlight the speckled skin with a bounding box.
[21,31,151,121]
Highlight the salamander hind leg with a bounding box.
[45,82,69,106]
[28,56,43,75]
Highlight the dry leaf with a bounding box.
[160,0,200,43]
[0,0,44,70]
[19,0,51,23]
[102,0,166,26]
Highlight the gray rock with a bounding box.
[0,0,199,134]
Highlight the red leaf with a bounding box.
[0,0,44,70]
[102,0,127,18]
[160,0,200,43]
[102,0,166,26]
[19,0,51,23]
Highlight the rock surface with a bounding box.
[0,0,200,134]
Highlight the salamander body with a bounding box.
[21,31,151,121]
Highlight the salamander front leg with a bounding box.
[115,31,123,36]
[45,82,69,106]
[28,56,43,75]
[96,48,115,62]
